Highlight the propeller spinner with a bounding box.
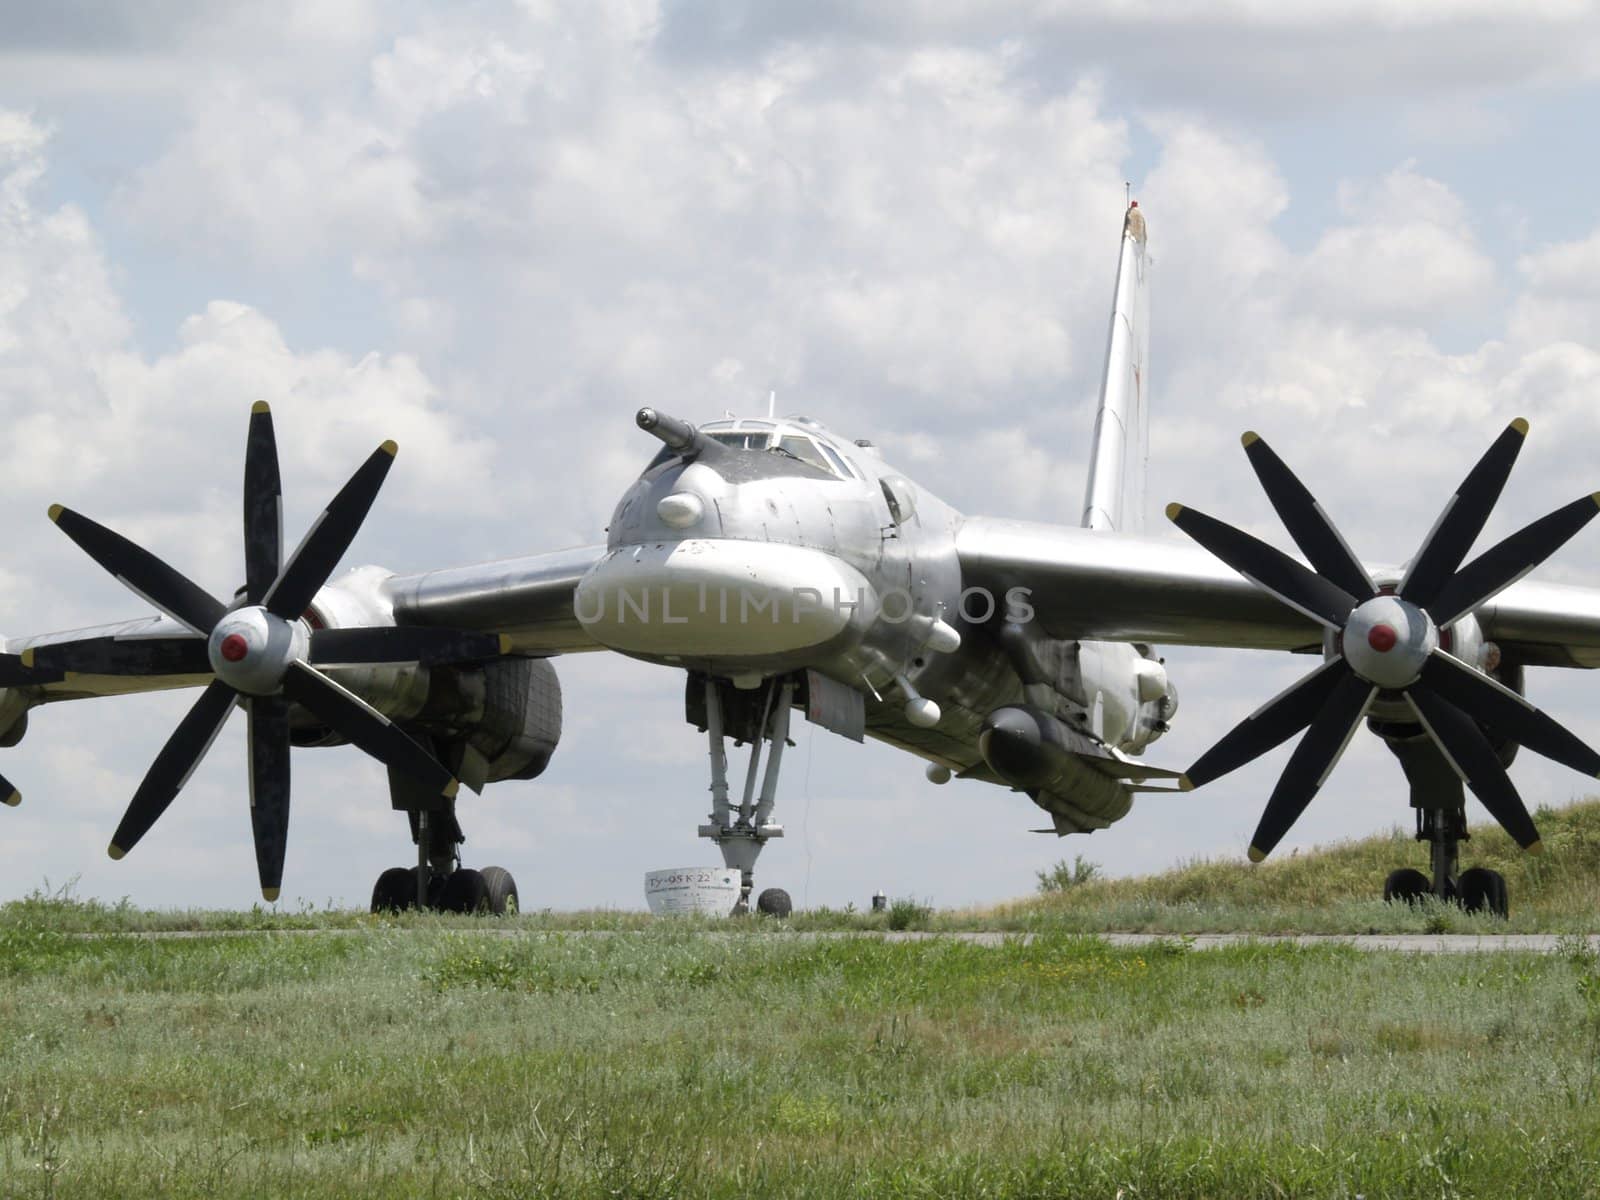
[38,403,507,900]
[1168,419,1600,862]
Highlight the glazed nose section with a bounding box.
[574,539,879,659]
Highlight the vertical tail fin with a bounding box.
[1081,201,1150,533]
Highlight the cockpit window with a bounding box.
[818,443,855,479]
[776,435,835,474]
[707,431,771,450]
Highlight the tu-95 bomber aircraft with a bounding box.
[5,201,1600,918]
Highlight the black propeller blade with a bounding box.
[246,695,292,901]
[243,400,283,606]
[1165,502,1359,629]
[1169,422,1600,861]
[1397,419,1526,609]
[264,441,396,622]
[1427,492,1600,629]
[1248,671,1375,862]
[108,680,237,860]
[1182,658,1347,792]
[1242,431,1374,602]
[50,505,226,635]
[1405,687,1542,852]
[51,405,476,899]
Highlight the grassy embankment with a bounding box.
[5,908,1600,1196]
[13,797,1600,937]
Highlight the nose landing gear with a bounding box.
[692,674,795,915]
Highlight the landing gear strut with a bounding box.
[1381,729,1509,917]
[694,675,794,915]
[369,754,519,915]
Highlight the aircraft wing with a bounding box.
[5,544,608,704]
[383,544,606,655]
[955,516,1600,669]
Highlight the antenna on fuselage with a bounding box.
[767,389,777,418]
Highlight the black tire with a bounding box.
[372,866,417,913]
[439,867,490,914]
[756,887,792,918]
[1383,868,1430,906]
[480,866,519,916]
[1458,867,1509,918]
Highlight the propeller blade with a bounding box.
[1428,492,1600,628]
[1166,503,1359,629]
[243,401,284,605]
[0,773,18,807]
[247,695,292,901]
[25,636,211,678]
[1398,418,1528,609]
[280,662,457,798]
[1241,432,1374,602]
[1418,651,1600,779]
[108,680,237,859]
[1248,671,1376,861]
[264,442,397,622]
[1183,658,1349,790]
[309,627,511,667]
[0,653,58,688]
[1404,686,1543,852]
[49,506,226,635]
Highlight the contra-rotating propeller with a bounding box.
[40,402,509,899]
[1167,419,1600,862]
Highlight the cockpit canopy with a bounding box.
[646,417,860,480]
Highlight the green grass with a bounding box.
[4,920,1600,1196]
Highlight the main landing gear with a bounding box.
[692,674,796,917]
[370,760,520,915]
[1381,732,1510,918]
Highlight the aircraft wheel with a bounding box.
[371,866,417,913]
[756,887,792,918]
[1383,868,1429,906]
[479,866,519,916]
[439,867,490,914]
[1458,867,1509,919]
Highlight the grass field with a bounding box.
[4,803,1600,1197]
[4,917,1600,1197]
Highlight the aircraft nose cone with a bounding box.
[220,633,250,662]
[1367,623,1397,652]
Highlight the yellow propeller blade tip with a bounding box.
[47,503,64,523]
[2,790,19,807]
[1526,839,1544,857]
[1240,431,1260,447]
[1247,846,1267,864]
[498,634,514,654]
[1511,417,1529,436]
[261,887,280,902]
[1177,774,1195,792]
[1589,492,1600,510]
[380,439,399,457]
[443,778,460,799]
[107,844,126,861]
[19,649,34,669]
[1165,502,1184,521]
[251,400,271,415]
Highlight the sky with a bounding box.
[5,0,1600,912]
